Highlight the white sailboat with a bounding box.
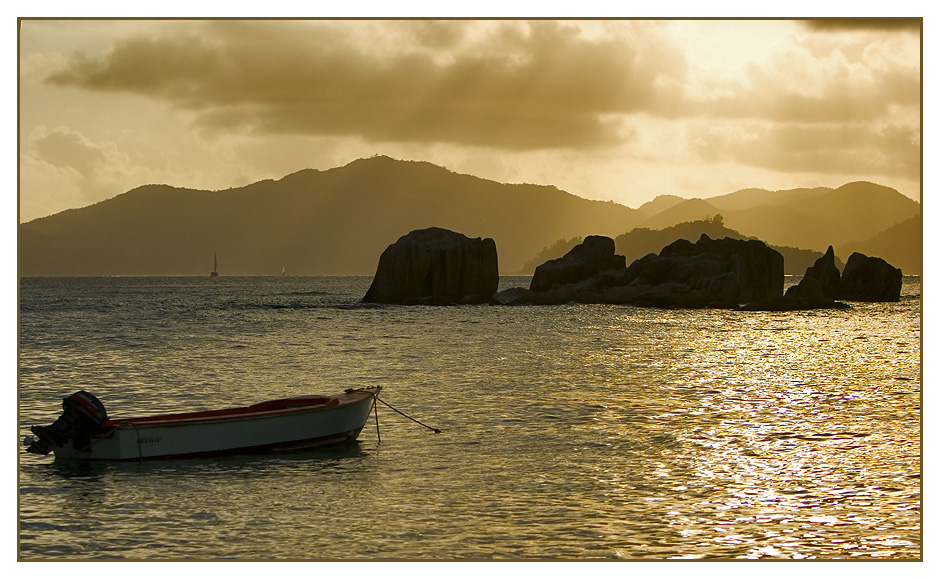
[210,252,219,277]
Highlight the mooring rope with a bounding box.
[372,396,381,444]
[375,396,442,434]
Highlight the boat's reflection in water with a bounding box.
[47,438,372,480]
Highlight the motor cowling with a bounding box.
[25,391,108,455]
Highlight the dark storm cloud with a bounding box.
[46,20,686,150]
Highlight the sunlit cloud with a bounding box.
[678,22,920,128]
[45,20,688,150]
[21,125,187,221]
[688,120,919,179]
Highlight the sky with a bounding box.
[15,15,924,223]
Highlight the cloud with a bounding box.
[18,153,88,222]
[672,24,920,182]
[687,121,920,180]
[31,125,109,177]
[30,19,920,200]
[45,20,687,150]
[684,32,919,124]
[21,126,164,220]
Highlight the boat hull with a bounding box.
[51,388,378,461]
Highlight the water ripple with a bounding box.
[18,276,921,560]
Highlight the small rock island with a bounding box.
[362,227,499,305]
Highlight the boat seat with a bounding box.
[247,396,336,412]
[103,395,341,426]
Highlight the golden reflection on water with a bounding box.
[583,299,920,559]
[19,277,920,559]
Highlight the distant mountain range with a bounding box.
[19,156,640,276]
[18,156,921,276]
[636,182,920,270]
[837,215,921,275]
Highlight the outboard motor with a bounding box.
[24,391,108,455]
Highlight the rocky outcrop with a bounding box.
[834,252,902,302]
[785,246,841,300]
[530,236,626,293]
[738,248,902,308]
[495,234,784,308]
[362,227,498,305]
[766,245,849,309]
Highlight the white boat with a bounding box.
[24,387,380,461]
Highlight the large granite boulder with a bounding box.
[362,227,499,305]
[609,235,783,307]
[834,252,902,302]
[653,235,784,303]
[615,250,738,305]
[786,246,841,299]
[530,236,626,293]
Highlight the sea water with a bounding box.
[17,276,921,560]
